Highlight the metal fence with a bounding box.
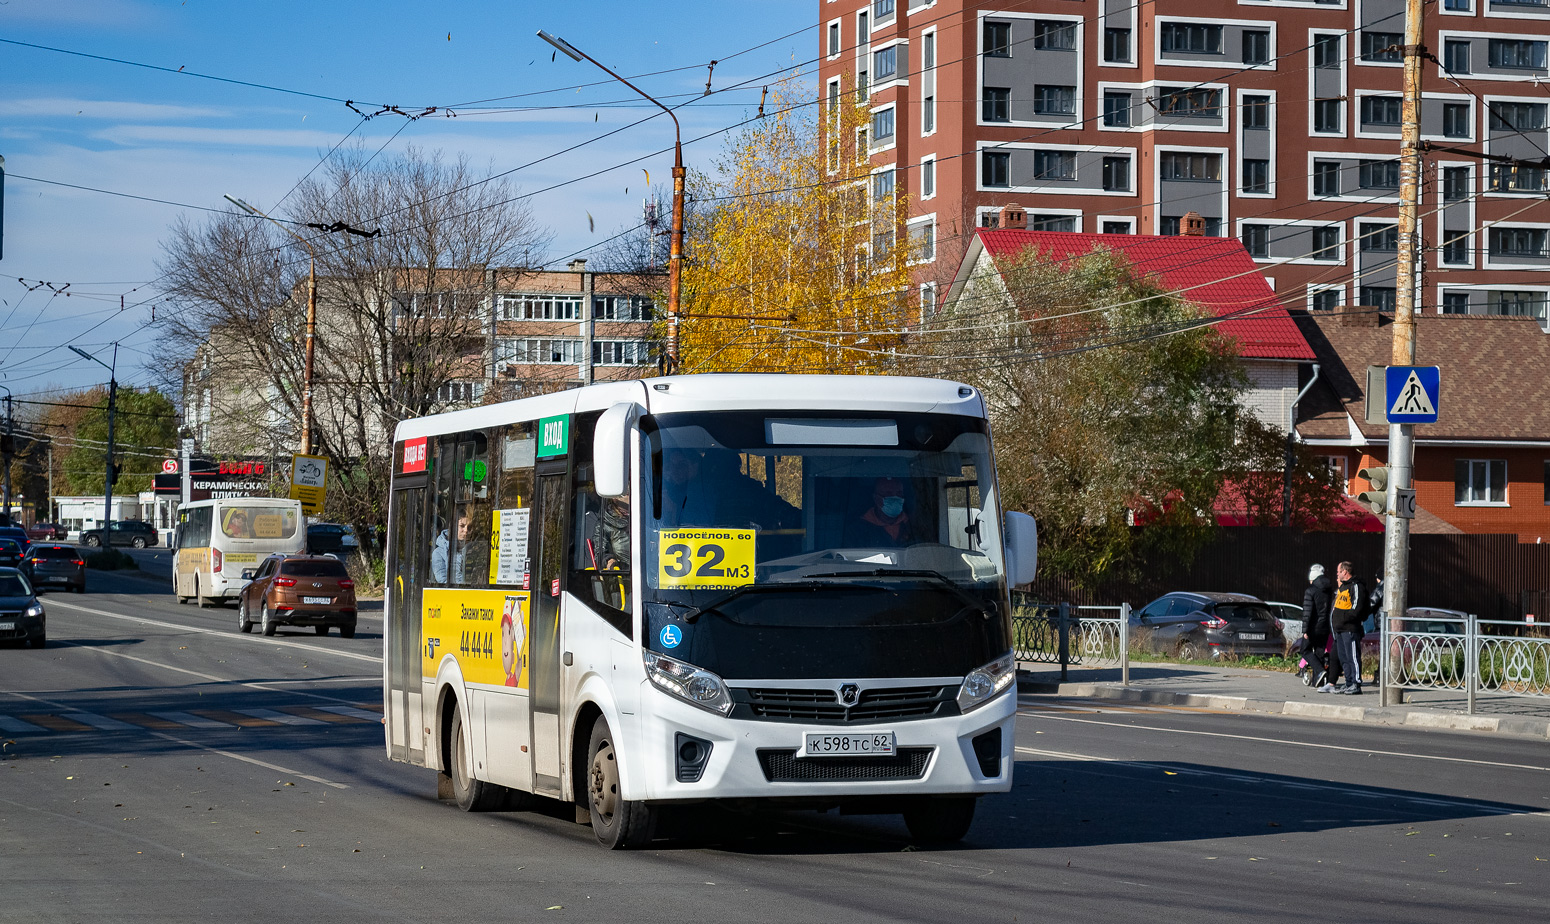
[1013,602,1131,684]
[1385,615,1550,712]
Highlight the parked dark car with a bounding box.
[0,526,31,555]
[306,523,350,557]
[26,522,68,541]
[0,568,47,648]
[80,520,159,549]
[1132,592,1287,659]
[22,544,86,593]
[237,554,357,637]
[0,538,23,569]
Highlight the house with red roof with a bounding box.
[942,208,1316,433]
[1295,308,1550,542]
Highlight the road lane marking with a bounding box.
[234,708,326,726]
[61,712,139,731]
[279,706,371,724]
[48,639,377,709]
[315,705,382,721]
[190,709,281,728]
[45,598,383,664]
[1017,711,1550,773]
[0,716,46,733]
[1015,745,1548,818]
[20,713,93,732]
[149,711,237,729]
[105,713,190,730]
[145,730,350,789]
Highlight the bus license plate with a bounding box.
[303,596,332,605]
[1241,633,1266,640]
[803,732,895,758]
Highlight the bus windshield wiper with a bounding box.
[800,569,995,619]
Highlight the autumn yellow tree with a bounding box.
[677,75,915,373]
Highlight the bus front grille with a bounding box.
[737,686,953,724]
[755,747,933,782]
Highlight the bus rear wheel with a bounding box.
[586,717,655,849]
[448,707,505,812]
[902,796,976,844]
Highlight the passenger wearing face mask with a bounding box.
[846,477,917,548]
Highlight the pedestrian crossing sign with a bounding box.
[1384,365,1440,424]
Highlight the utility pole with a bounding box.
[70,344,119,529]
[538,30,685,373]
[225,195,318,455]
[1380,0,1426,707]
[1,385,13,525]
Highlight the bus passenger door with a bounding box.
[387,483,427,764]
[528,468,567,797]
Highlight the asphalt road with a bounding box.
[3,568,1548,923]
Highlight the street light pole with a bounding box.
[225,195,318,454]
[0,385,13,525]
[70,344,118,530]
[538,30,685,373]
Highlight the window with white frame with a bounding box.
[921,31,936,133]
[921,156,936,198]
[497,338,585,365]
[498,293,581,320]
[909,220,935,262]
[438,381,485,404]
[593,340,652,365]
[874,46,897,80]
[1455,459,1507,505]
[1319,455,1349,489]
[872,107,895,143]
[1160,22,1222,54]
[828,22,840,57]
[593,295,654,320]
[920,281,938,318]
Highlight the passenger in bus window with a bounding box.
[594,496,631,570]
[846,477,916,548]
[431,513,471,583]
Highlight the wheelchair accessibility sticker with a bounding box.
[659,624,683,648]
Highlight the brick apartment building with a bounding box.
[821,0,1550,320]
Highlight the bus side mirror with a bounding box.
[1003,511,1038,587]
[594,403,641,499]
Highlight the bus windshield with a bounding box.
[639,410,1009,679]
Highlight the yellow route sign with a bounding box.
[656,528,755,590]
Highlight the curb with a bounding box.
[1018,677,1550,741]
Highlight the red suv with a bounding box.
[237,554,357,637]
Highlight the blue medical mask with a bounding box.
[880,496,905,518]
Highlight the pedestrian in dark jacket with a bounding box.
[1301,564,1334,687]
[1329,561,1367,694]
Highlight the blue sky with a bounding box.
[0,0,814,395]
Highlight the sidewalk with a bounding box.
[1018,660,1550,740]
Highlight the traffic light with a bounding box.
[1356,465,1388,516]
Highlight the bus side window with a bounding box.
[493,424,535,588]
[567,410,631,637]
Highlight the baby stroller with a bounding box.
[1290,637,1318,687]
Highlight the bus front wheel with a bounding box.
[586,717,655,849]
[902,796,976,844]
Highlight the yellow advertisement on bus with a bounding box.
[421,587,530,689]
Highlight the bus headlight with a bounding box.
[956,653,1015,713]
[643,651,733,716]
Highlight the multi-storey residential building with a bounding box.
[822,0,1550,322]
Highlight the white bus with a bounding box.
[173,497,306,607]
[382,375,1036,848]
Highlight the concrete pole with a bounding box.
[2,388,12,524]
[301,256,316,455]
[1380,0,1425,706]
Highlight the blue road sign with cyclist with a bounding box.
[1385,365,1440,424]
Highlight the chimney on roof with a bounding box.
[1339,303,1379,327]
[568,259,588,272]
[998,203,1027,230]
[1180,212,1206,236]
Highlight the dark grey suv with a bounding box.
[22,544,86,593]
[80,520,158,549]
[1132,592,1286,660]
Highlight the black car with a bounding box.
[0,526,31,555]
[306,523,349,557]
[80,520,159,549]
[22,544,86,593]
[0,568,47,648]
[0,538,23,568]
[1132,591,1286,660]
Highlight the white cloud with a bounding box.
[0,98,230,121]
